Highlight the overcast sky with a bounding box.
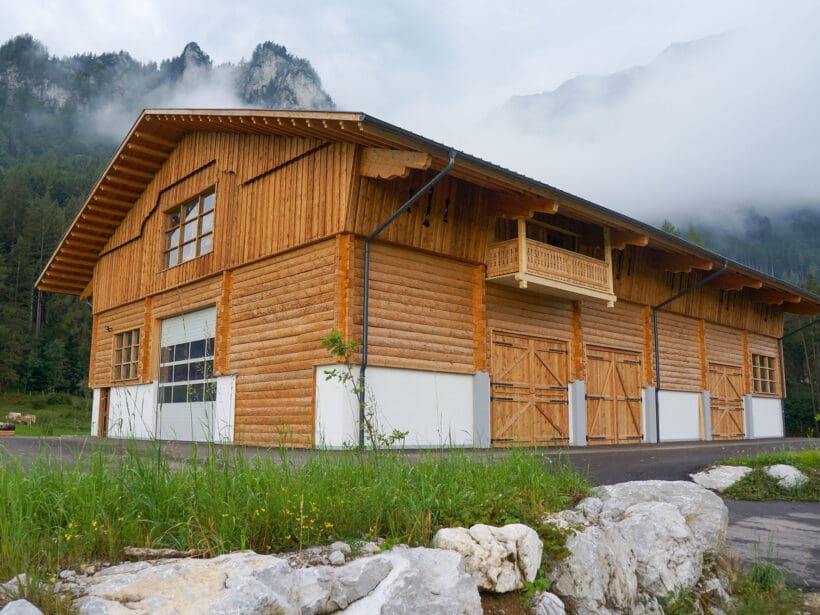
[2,1,819,221]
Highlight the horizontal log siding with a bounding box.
[705,322,744,367]
[92,132,356,313]
[613,247,784,337]
[90,300,146,388]
[581,299,645,354]
[656,311,702,391]
[347,171,488,263]
[229,240,337,447]
[349,242,477,373]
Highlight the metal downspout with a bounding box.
[651,259,728,443]
[358,150,458,448]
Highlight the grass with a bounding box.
[0,445,591,612]
[0,392,91,437]
[720,449,819,501]
[728,561,808,615]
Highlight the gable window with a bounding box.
[113,329,140,381]
[751,354,778,395]
[164,189,215,268]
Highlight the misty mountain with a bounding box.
[495,34,728,132]
[0,35,334,162]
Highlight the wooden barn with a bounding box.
[36,109,820,448]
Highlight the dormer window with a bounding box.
[165,189,215,268]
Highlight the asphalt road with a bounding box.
[1,435,818,588]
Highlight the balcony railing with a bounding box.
[487,238,614,300]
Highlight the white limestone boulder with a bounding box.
[70,547,481,615]
[531,591,566,615]
[616,502,702,596]
[691,465,753,492]
[431,523,542,592]
[764,464,809,488]
[595,480,728,554]
[0,600,44,615]
[547,523,638,615]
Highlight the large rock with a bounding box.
[691,465,752,492]
[431,523,542,592]
[70,547,481,615]
[531,591,566,615]
[764,464,808,488]
[594,480,728,554]
[547,523,637,615]
[0,600,44,615]
[545,480,728,615]
[616,502,702,596]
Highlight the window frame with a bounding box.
[163,187,215,269]
[112,328,141,382]
[751,353,779,396]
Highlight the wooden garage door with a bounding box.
[708,363,745,440]
[491,332,569,446]
[586,347,643,445]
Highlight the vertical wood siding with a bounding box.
[347,171,489,263]
[92,133,356,314]
[613,247,784,336]
[229,240,337,447]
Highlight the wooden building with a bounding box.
[36,110,820,448]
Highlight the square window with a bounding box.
[189,339,206,359]
[165,189,215,269]
[174,343,189,362]
[172,385,188,403]
[160,346,174,364]
[173,364,189,383]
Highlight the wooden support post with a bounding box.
[698,319,708,390]
[140,297,153,382]
[603,227,614,306]
[473,265,486,372]
[642,305,654,387]
[336,234,353,342]
[517,218,527,289]
[571,301,584,381]
[218,271,233,375]
[741,330,751,395]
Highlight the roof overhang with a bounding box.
[36,109,820,314]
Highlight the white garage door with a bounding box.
[158,307,217,442]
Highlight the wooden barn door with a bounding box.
[490,332,569,446]
[708,363,745,440]
[586,347,643,445]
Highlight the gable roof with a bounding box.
[36,109,820,315]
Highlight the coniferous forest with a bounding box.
[0,34,817,435]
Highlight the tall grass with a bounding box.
[0,445,590,582]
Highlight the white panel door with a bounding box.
[158,307,217,442]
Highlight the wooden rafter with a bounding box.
[713,272,764,292]
[358,148,432,180]
[648,249,715,273]
[745,288,802,305]
[486,193,559,219]
[111,165,153,180]
[125,142,172,159]
[610,229,649,250]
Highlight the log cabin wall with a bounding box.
[347,239,480,375]
[656,311,702,392]
[229,240,337,448]
[92,132,357,314]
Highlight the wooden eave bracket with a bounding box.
[610,229,649,251]
[649,249,715,273]
[359,148,432,180]
[713,272,764,292]
[745,288,802,305]
[486,193,559,218]
[80,279,94,300]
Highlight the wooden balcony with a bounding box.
[487,237,616,304]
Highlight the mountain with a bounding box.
[493,34,728,132]
[0,35,334,161]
